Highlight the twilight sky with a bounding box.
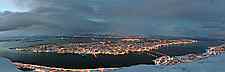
[0,0,224,38]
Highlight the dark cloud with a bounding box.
[0,0,224,38]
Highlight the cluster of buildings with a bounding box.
[153,56,182,65]
[15,38,196,55]
[154,44,225,65]
[13,38,196,55]
[10,35,199,71]
[14,62,117,72]
[154,54,205,65]
[207,44,225,55]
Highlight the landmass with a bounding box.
[5,34,224,72]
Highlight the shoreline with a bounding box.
[12,39,196,56]
[12,62,119,72]
[154,44,225,65]
[6,39,198,71]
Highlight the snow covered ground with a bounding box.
[0,57,19,72]
[116,54,225,72]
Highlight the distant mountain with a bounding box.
[147,35,224,41]
[0,34,223,43]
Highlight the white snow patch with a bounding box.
[115,54,225,72]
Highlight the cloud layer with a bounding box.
[0,0,225,38]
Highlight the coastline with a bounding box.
[0,57,20,72]
[4,38,221,71]
[12,39,196,56]
[12,62,119,72]
[8,39,198,71]
[153,44,225,65]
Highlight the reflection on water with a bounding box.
[4,52,156,69]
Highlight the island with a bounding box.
[12,38,196,56]
[5,35,211,72]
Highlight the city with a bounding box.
[8,36,201,72]
[12,37,196,56]
[1,0,225,72]
[9,36,225,72]
[154,44,225,65]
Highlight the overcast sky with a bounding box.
[0,0,224,38]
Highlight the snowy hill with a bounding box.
[116,54,225,72]
[0,57,19,72]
